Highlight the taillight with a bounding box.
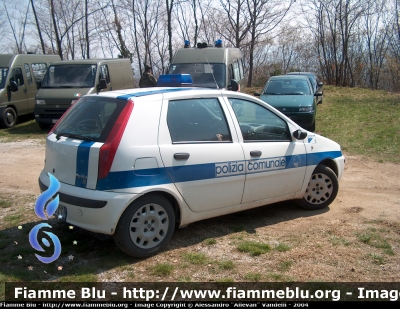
[98,99,134,179]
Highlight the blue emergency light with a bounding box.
[157,74,193,87]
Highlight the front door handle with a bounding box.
[174,153,190,160]
[250,150,262,157]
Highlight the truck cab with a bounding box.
[167,40,246,92]
[34,58,134,130]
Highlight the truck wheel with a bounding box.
[0,107,17,128]
[297,165,339,210]
[113,194,175,258]
[38,123,51,130]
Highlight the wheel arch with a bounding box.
[0,104,18,115]
[317,158,338,177]
[131,190,182,226]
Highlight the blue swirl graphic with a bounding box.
[35,173,60,220]
[29,223,62,264]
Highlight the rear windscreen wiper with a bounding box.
[55,132,96,141]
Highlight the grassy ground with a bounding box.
[0,114,48,142]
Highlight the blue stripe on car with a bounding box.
[75,141,95,188]
[95,151,342,191]
[116,88,200,100]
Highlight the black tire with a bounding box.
[0,107,17,128]
[307,121,316,132]
[297,165,339,210]
[113,194,175,258]
[38,122,51,130]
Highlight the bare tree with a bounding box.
[166,0,175,63]
[303,0,368,86]
[245,0,295,87]
[30,0,46,54]
[3,1,31,53]
[111,0,132,62]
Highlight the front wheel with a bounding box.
[38,122,51,130]
[307,121,316,132]
[113,194,175,258]
[297,165,338,210]
[0,107,17,128]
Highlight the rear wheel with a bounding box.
[297,165,338,210]
[0,107,17,128]
[113,194,175,258]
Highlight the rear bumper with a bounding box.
[39,171,139,235]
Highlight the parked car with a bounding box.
[39,75,345,258]
[286,72,324,104]
[255,75,322,132]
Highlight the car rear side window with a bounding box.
[167,98,232,143]
[228,98,291,142]
[53,97,128,142]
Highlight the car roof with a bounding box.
[82,87,254,101]
[287,72,318,79]
[287,72,316,75]
[268,75,310,81]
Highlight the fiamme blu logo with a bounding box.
[216,157,286,177]
[29,173,62,263]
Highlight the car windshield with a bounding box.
[53,96,128,142]
[264,79,311,95]
[168,63,226,89]
[41,64,97,88]
[0,67,9,89]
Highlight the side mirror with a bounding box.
[318,82,323,87]
[228,79,239,92]
[314,91,323,97]
[98,78,107,91]
[36,81,42,90]
[9,81,18,92]
[254,92,261,96]
[293,129,307,140]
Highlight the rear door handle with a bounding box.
[250,150,262,157]
[174,153,190,160]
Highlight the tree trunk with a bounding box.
[30,0,46,54]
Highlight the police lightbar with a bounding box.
[157,74,193,87]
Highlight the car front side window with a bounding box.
[228,98,291,142]
[167,98,232,143]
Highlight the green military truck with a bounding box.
[34,58,134,129]
[167,40,247,92]
[0,54,61,128]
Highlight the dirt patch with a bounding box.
[1,140,400,282]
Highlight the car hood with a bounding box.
[259,94,313,108]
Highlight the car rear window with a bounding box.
[53,96,128,142]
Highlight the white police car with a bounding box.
[39,75,345,258]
